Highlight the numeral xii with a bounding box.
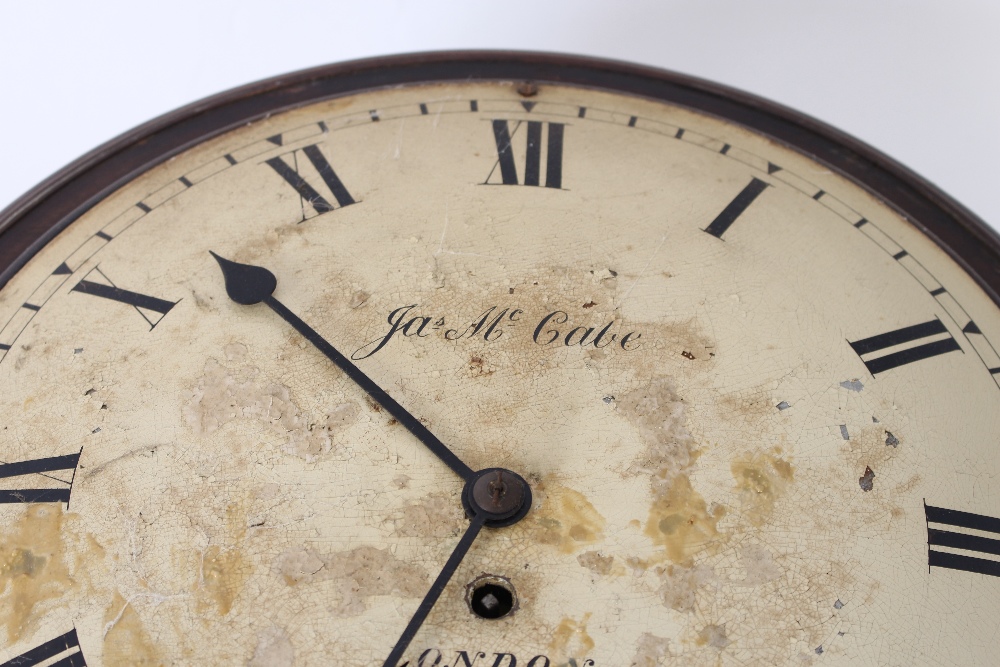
[486,120,564,189]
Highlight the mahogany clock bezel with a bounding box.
[1,51,998,305]
[0,50,999,667]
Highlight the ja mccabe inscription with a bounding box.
[352,304,642,360]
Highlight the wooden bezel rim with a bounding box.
[1,51,998,304]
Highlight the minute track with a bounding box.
[2,96,998,389]
[1,59,999,665]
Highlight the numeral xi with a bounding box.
[266,144,355,220]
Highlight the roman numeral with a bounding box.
[925,503,1000,578]
[849,319,961,375]
[265,144,356,220]
[485,120,564,188]
[703,177,770,239]
[0,450,82,506]
[0,628,87,666]
[71,268,178,330]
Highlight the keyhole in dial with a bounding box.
[466,575,517,620]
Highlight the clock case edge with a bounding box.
[1,50,998,305]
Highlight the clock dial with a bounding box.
[1,57,999,667]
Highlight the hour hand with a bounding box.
[210,252,475,481]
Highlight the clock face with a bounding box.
[1,55,999,667]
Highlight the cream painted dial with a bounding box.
[1,56,999,667]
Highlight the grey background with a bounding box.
[1,1,997,232]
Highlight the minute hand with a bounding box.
[211,252,474,481]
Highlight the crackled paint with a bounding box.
[0,80,998,667]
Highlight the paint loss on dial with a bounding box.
[0,79,997,666]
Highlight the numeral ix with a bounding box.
[0,450,82,506]
[0,628,87,666]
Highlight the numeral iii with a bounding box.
[925,502,1000,578]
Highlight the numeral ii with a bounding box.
[265,144,356,220]
[485,120,565,189]
[0,449,82,506]
[925,502,1000,578]
[849,318,961,375]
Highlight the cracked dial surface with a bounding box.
[1,58,999,666]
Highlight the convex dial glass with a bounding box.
[1,74,999,666]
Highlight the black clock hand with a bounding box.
[210,252,474,481]
[384,511,486,667]
[212,252,533,665]
[385,468,532,667]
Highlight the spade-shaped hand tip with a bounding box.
[210,251,277,305]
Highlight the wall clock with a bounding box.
[0,52,998,667]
